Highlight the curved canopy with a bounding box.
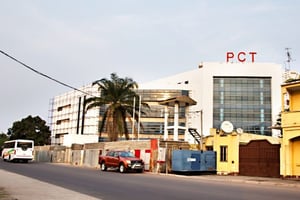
[158,95,197,107]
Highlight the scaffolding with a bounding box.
[48,84,100,146]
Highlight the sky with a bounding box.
[1,0,300,133]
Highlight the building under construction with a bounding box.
[48,84,100,146]
[49,62,283,147]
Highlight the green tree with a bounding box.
[0,133,9,150]
[85,73,149,141]
[8,115,51,145]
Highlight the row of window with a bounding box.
[3,141,33,148]
[214,77,270,84]
[214,96,271,102]
[214,85,271,91]
[143,106,186,118]
[136,89,189,102]
[138,121,187,135]
[213,77,272,136]
[98,121,186,135]
[214,107,271,113]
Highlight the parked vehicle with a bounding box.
[1,139,34,162]
[99,150,144,173]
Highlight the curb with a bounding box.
[147,172,300,189]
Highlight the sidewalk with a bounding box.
[0,169,100,200]
[171,173,300,188]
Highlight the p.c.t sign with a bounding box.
[226,51,257,63]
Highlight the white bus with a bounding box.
[1,139,34,162]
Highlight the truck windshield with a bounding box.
[119,152,135,157]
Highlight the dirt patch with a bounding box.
[0,187,16,200]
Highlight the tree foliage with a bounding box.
[8,115,51,145]
[0,133,9,149]
[85,73,149,141]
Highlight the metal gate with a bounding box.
[239,140,280,178]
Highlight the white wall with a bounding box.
[140,62,283,137]
[63,134,99,147]
[50,84,100,146]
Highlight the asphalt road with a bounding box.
[0,160,299,200]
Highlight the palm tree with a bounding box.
[85,73,149,141]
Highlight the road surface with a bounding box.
[0,160,299,200]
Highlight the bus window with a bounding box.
[17,142,33,150]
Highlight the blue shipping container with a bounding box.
[172,150,216,172]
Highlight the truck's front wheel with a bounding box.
[119,163,126,173]
[101,162,107,171]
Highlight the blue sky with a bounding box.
[1,0,299,133]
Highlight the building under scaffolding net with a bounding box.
[48,86,194,146]
[48,84,100,146]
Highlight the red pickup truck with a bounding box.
[99,150,144,173]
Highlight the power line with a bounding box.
[0,49,97,97]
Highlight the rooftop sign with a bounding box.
[226,51,257,63]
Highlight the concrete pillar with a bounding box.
[174,102,179,141]
[164,106,169,140]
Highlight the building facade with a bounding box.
[204,128,281,177]
[49,84,100,147]
[281,80,300,177]
[140,62,283,138]
[98,89,192,141]
[50,62,283,146]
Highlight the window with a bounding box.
[56,118,70,125]
[57,104,71,112]
[206,146,213,151]
[4,141,15,148]
[220,146,228,162]
[17,142,33,148]
[213,77,272,136]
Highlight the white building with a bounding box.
[49,84,100,147]
[140,62,283,141]
[49,62,283,146]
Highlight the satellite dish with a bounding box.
[221,121,234,133]
[236,128,243,134]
